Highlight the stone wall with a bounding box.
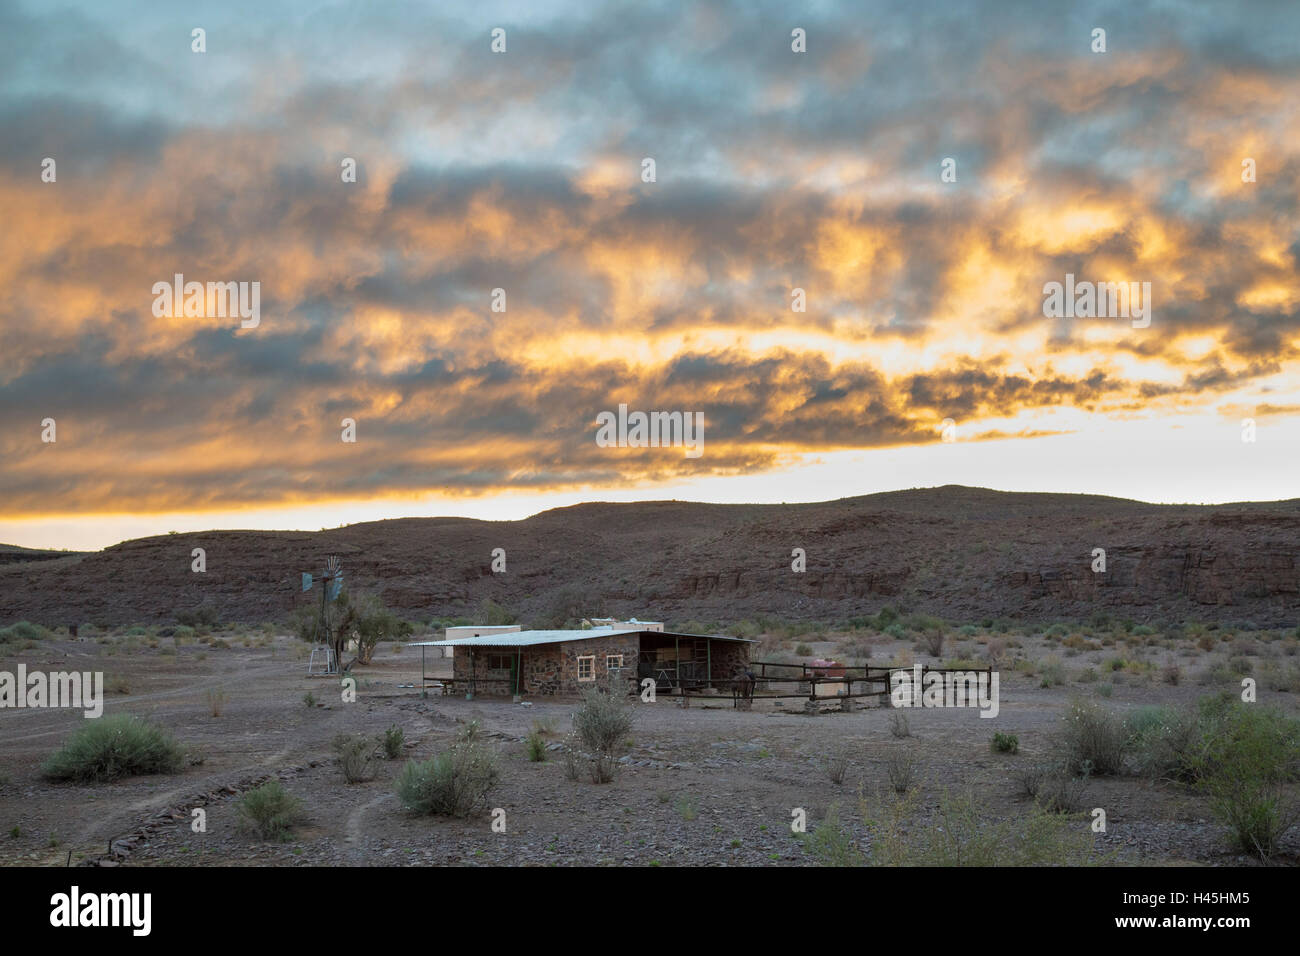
[453,633,641,696]
[709,639,752,680]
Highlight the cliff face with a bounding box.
[2,487,1297,629]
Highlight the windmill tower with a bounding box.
[302,555,343,675]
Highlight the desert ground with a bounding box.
[2,619,1297,867]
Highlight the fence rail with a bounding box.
[625,660,994,706]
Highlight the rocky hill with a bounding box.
[2,486,1298,629]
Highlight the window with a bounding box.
[486,653,513,670]
[606,654,624,669]
[577,656,595,681]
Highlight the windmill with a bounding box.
[303,555,344,675]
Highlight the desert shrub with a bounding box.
[984,639,1007,667]
[1039,656,1066,687]
[334,734,378,783]
[824,754,849,784]
[1261,661,1300,693]
[860,789,1098,866]
[873,606,900,629]
[1077,666,1098,683]
[794,642,813,656]
[572,686,635,777]
[887,751,916,793]
[303,691,316,708]
[237,780,305,841]
[176,605,219,628]
[889,710,911,738]
[396,722,499,817]
[107,675,131,695]
[289,606,317,642]
[921,631,946,657]
[842,639,872,661]
[0,621,52,644]
[1055,699,1127,776]
[534,585,589,630]
[526,732,547,762]
[477,598,517,626]
[42,715,184,782]
[903,613,944,634]
[990,732,1019,754]
[806,804,865,866]
[1019,761,1092,813]
[1195,696,1300,857]
[206,688,226,716]
[1096,683,1113,698]
[675,795,698,821]
[561,732,582,781]
[383,725,404,759]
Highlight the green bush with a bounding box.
[572,687,634,756]
[805,804,864,866]
[526,732,547,762]
[396,722,499,817]
[902,613,943,634]
[1055,699,1126,776]
[1038,656,1066,687]
[333,734,377,783]
[42,715,184,782]
[176,605,219,628]
[383,725,405,759]
[1196,696,1300,857]
[0,621,52,644]
[237,780,305,841]
[873,606,900,629]
[991,732,1019,754]
[572,687,635,783]
[1017,761,1091,813]
[477,599,517,626]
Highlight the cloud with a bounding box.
[2,0,1299,517]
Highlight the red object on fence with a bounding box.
[808,658,845,678]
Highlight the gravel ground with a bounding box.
[1,633,1297,866]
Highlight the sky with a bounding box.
[2,0,1299,551]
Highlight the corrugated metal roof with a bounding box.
[410,627,637,648]
[410,627,756,647]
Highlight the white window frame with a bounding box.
[576,655,596,681]
[606,654,624,669]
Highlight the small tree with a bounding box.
[334,591,402,667]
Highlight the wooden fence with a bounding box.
[626,659,995,707]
